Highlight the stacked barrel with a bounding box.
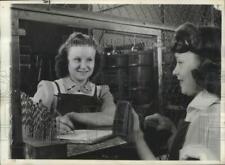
[104,49,155,107]
[104,52,129,101]
[128,50,154,105]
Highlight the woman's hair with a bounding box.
[171,23,201,54]
[171,23,221,97]
[55,32,101,80]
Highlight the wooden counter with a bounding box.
[23,137,127,159]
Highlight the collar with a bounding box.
[63,77,94,95]
[187,90,220,111]
[185,90,220,122]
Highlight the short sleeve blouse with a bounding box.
[179,90,221,160]
[32,78,115,112]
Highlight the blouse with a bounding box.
[179,90,221,160]
[32,77,116,113]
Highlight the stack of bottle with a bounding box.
[21,92,57,141]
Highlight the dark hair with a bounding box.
[55,32,101,81]
[192,26,221,97]
[171,23,221,97]
[171,22,201,54]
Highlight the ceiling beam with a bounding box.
[11,4,175,33]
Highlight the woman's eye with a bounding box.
[87,58,93,62]
[74,58,81,62]
[177,61,183,65]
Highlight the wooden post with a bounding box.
[11,10,24,158]
[157,33,163,114]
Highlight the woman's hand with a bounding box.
[131,109,144,142]
[144,113,176,133]
[131,109,157,160]
[56,114,75,134]
[144,113,177,150]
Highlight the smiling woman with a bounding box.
[131,23,221,160]
[32,32,116,134]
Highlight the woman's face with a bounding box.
[67,45,96,83]
[173,51,201,96]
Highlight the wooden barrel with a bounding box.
[104,53,129,101]
[128,50,154,105]
[106,53,128,68]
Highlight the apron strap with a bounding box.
[54,81,61,94]
[94,85,98,98]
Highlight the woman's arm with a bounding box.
[134,129,157,160]
[32,80,55,110]
[67,111,114,126]
[33,80,76,134]
[132,110,157,160]
[67,85,116,126]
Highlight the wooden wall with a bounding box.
[92,5,216,27]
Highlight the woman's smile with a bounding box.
[77,70,90,76]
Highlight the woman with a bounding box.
[32,32,116,134]
[132,23,221,160]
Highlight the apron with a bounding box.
[168,119,190,160]
[54,81,102,129]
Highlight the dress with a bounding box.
[169,90,220,160]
